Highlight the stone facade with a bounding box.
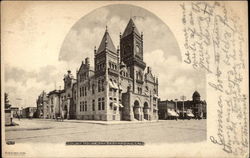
[73,19,159,121]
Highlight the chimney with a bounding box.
[85,57,90,66]
[147,66,151,73]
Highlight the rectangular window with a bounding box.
[98,80,101,92]
[92,84,95,94]
[85,101,87,111]
[83,86,84,96]
[80,102,82,111]
[102,98,105,110]
[80,87,82,97]
[102,79,105,91]
[92,100,95,111]
[98,98,101,110]
[85,87,87,96]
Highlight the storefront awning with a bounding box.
[112,102,123,108]
[153,94,158,98]
[109,81,118,89]
[187,112,194,117]
[113,82,119,89]
[168,110,179,117]
[113,103,119,107]
[119,104,124,107]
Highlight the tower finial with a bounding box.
[94,46,97,55]
[105,25,108,32]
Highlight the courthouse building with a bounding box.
[37,19,159,121]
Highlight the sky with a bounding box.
[2,2,206,108]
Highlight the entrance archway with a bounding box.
[143,102,150,120]
[133,100,140,120]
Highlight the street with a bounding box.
[5,119,206,144]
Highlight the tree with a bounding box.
[5,93,11,109]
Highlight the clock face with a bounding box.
[124,45,131,54]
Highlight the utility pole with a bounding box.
[180,95,186,118]
[174,99,178,112]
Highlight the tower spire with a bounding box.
[96,26,116,54]
[121,18,140,38]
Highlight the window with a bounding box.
[80,102,82,111]
[98,80,101,92]
[92,84,95,94]
[102,79,105,91]
[102,98,105,110]
[85,101,87,111]
[110,103,113,110]
[83,86,85,96]
[80,87,82,97]
[85,86,87,96]
[92,100,95,111]
[98,98,101,110]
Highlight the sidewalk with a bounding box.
[36,118,159,125]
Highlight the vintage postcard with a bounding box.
[1,1,248,157]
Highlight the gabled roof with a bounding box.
[122,18,140,38]
[97,28,116,54]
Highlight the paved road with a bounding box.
[5,119,206,144]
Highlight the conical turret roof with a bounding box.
[97,27,116,54]
[192,91,201,98]
[122,18,140,38]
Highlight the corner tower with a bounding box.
[94,26,118,78]
[120,19,146,92]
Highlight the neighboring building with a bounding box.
[22,107,37,118]
[36,91,49,118]
[10,107,19,118]
[5,109,12,125]
[47,90,63,119]
[38,19,159,121]
[158,100,178,119]
[158,91,207,119]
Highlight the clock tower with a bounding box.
[120,18,146,92]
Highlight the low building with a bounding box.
[10,107,19,118]
[158,100,178,119]
[158,91,207,119]
[22,107,37,118]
